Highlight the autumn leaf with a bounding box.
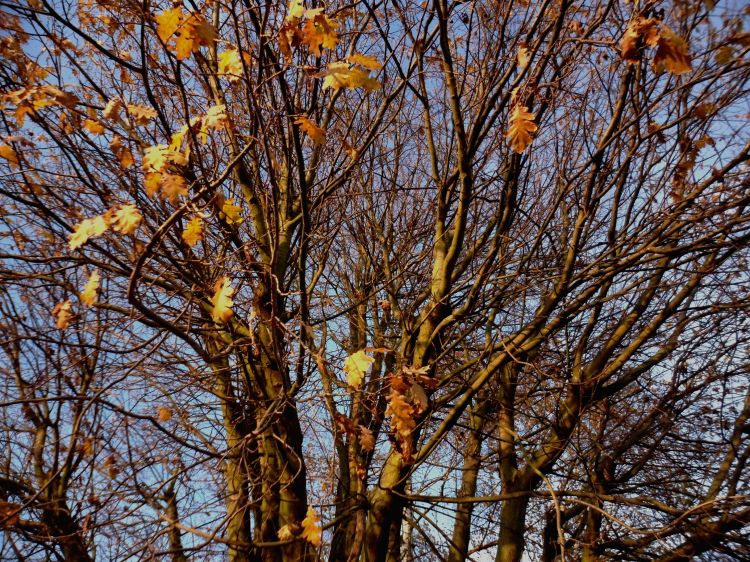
[155,7,182,43]
[506,105,537,154]
[347,53,382,70]
[277,524,295,541]
[80,270,100,306]
[83,118,105,135]
[218,49,245,81]
[182,216,203,247]
[220,198,243,224]
[69,215,108,250]
[198,104,228,143]
[620,17,660,64]
[386,389,416,459]
[127,103,158,125]
[0,502,21,528]
[344,350,374,388]
[319,62,380,91]
[157,406,172,422]
[102,97,122,120]
[287,0,306,21]
[300,506,322,547]
[159,173,188,203]
[715,46,734,65]
[110,136,134,168]
[111,204,142,235]
[211,277,234,323]
[294,115,326,144]
[517,42,529,69]
[52,300,73,329]
[653,26,692,75]
[0,144,19,167]
[358,426,375,451]
[143,145,188,172]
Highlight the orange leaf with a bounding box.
[300,506,322,547]
[52,300,73,329]
[294,115,326,144]
[69,215,108,250]
[182,216,204,247]
[111,204,142,235]
[506,105,537,154]
[653,26,692,75]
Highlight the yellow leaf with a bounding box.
[287,0,306,21]
[69,215,108,250]
[127,103,158,125]
[143,144,188,172]
[218,49,244,81]
[83,119,105,135]
[155,7,182,43]
[300,506,322,547]
[301,15,339,57]
[182,216,203,247]
[220,198,243,224]
[80,270,100,306]
[111,204,142,235]
[347,53,382,70]
[320,62,380,91]
[506,105,537,154]
[211,277,234,323]
[110,136,134,169]
[294,116,326,144]
[653,26,692,75]
[277,524,295,541]
[199,104,228,143]
[0,144,19,167]
[344,350,374,388]
[52,300,73,330]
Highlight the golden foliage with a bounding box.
[155,8,217,60]
[319,62,380,91]
[358,426,375,452]
[83,118,105,135]
[126,103,158,125]
[52,300,73,330]
[0,144,19,166]
[218,49,246,82]
[620,18,691,75]
[69,215,108,250]
[182,216,204,247]
[654,26,692,75]
[344,350,374,388]
[220,198,243,224]
[211,277,234,323]
[111,205,142,235]
[80,270,100,306]
[300,506,322,547]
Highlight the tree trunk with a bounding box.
[495,496,529,562]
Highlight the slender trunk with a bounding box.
[448,400,490,562]
[364,454,403,562]
[164,485,188,562]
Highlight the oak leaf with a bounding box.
[83,118,105,135]
[358,426,375,452]
[80,270,100,306]
[182,216,204,247]
[620,17,660,64]
[653,26,692,75]
[506,105,537,153]
[211,277,234,323]
[347,53,381,70]
[0,144,19,167]
[277,524,295,541]
[159,173,188,203]
[155,7,182,43]
[344,350,374,388]
[220,198,243,224]
[218,49,245,81]
[127,103,158,125]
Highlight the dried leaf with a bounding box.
[319,62,380,91]
[159,173,188,203]
[347,53,382,70]
[157,406,172,422]
[653,26,692,75]
[620,17,660,64]
[211,277,234,323]
[52,300,73,329]
[127,103,158,125]
[218,49,244,81]
[294,115,326,144]
[277,524,295,541]
[517,42,529,69]
[83,118,105,135]
[358,426,375,451]
[0,144,19,167]
[506,105,537,153]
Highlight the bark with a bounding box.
[164,485,188,562]
[495,496,530,562]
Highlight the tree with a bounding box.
[1,0,749,560]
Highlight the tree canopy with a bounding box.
[1,0,749,561]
